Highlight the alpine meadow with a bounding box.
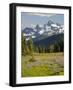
[21,12,64,77]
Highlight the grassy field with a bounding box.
[21,53,64,77]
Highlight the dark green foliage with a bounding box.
[42,46,45,53]
[38,46,42,53]
[58,39,64,52]
[54,42,60,52]
[28,37,36,62]
[47,46,50,53]
[21,34,29,55]
[21,34,25,55]
[34,46,39,53]
[28,36,34,54]
[21,34,31,56]
[22,32,64,55]
[49,44,54,53]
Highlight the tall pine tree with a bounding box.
[28,36,34,54]
[28,37,36,62]
[21,33,29,56]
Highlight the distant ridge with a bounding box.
[34,33,64,48]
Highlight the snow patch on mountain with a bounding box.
[22,20,64,41]
[38,29,44,35]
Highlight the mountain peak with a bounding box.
[22,20,64,41]
[47,20,54,26]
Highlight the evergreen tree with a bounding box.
[44,47,47,53]
[21,34,25,55]
[28,36,34,54]
[47,46,50,53]
[49,44,54,53]
[28,37,36,62]
[35,46,39,53]
[54,42,60,52]
[58,39,64,52]
[38,46,42,53]
[21,34,29,56]
[42,46,45,53]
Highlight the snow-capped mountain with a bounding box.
[22,20,64,41]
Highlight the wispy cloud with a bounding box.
[23,12,56,17]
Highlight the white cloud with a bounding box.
[26,12,56,17]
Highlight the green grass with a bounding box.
[21,53,64,77]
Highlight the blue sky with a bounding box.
[21,12,64,30]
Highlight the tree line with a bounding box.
[22,34,64,56]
